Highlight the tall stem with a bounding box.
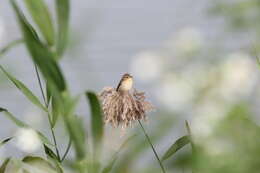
[34,65,46,105]
[61,138,72,162]
[34,64,61,161]
[138,120,166,173]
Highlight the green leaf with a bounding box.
[2,157,61,173]
[24,0,55,46]
[0,65,47,112]
[0,108,53,146]
[65,115,86,160]
[0,158,10,173]
[0,108,6,112]
[62,95,86,160]
[10,0,66,92]
[102,135,136,173]
[44,145,59,161]
[44,145,64,173]
[46,82,62,128]
[51,97,60,128]
[46,82,52,105]
[86,91,103,157]
[185,120,196,152]
[55,0,70,57]
[162,135,190,162]
[22,156,58,173]
[1,158,23,173]
[0,137,12,148]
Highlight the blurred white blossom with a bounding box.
[167,27,204,56]
[181,63,212,90]
[130,51,164,82]
[156,74,194,111]
[192,100,229,140]
[218,52,257,102]
[14,128,41,153]
[202,137,233,156]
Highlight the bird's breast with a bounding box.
[119,79,133,91]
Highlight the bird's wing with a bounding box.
[116,78,123,91]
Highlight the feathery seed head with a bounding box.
[100,76,154,129]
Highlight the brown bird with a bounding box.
[116,73,133,92]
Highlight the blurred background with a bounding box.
[1,0,260,173]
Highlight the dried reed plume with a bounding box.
[100,87,154,129]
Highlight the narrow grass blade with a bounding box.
[185,120,197,170]
[185,120,195,150]
[0,39,23,58]
[102,135,136,173]
[0,107,28,128]
[0,137,12,148]
[55,0,70,57]
[102,157,117,173]
[0,107,53,146]
[0,65,47,112]
[24,0,55,46]
[10,0,66,92]
[162,135,190,162]
[0,158,10,173]
[185,120,191,136]
[86,91,103,156]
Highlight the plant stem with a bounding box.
[48,114,61,162]
[138,120,166,173]
[34,64,61,161]
[34,65,47,105]
[61,138,72,162]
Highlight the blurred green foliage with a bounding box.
[0,0,260,173]
[192,104,260,173]
[210,0,260,32]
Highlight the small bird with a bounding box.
[116,73,133,92]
